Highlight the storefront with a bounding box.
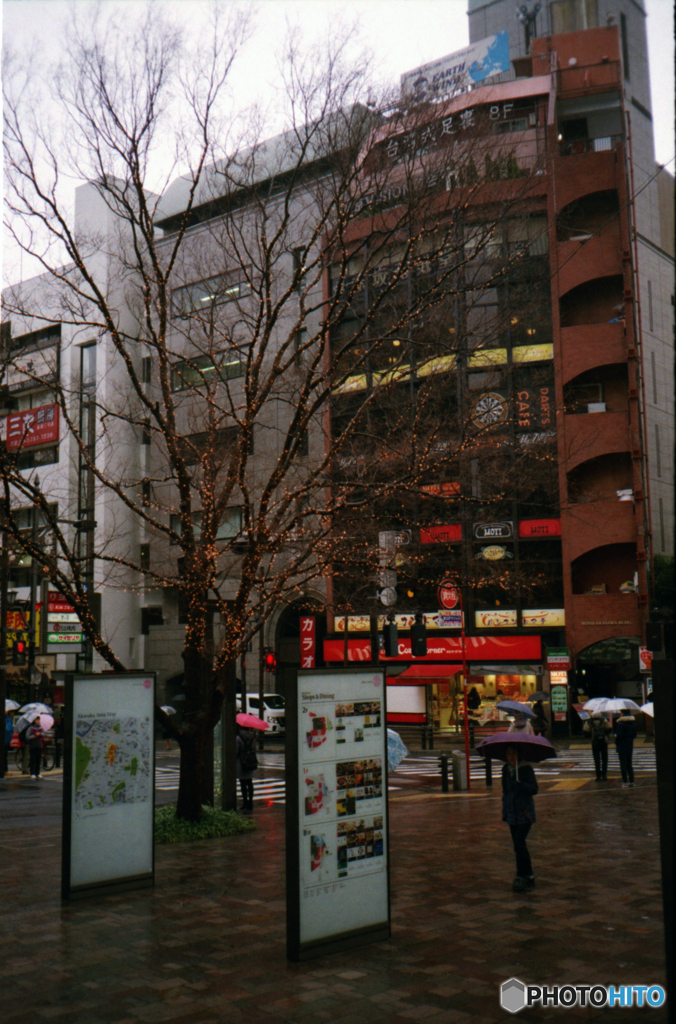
[323,631,545,729]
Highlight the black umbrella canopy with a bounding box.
[475,731,557,763]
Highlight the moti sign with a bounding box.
[474,522,513,541]
[437,580,460,610]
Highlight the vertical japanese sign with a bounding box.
[62,673,155,899]
[300,616,316,669]
[286,668,390,961]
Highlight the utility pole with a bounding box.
[0,536,9,777]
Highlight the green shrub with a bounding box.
[155,804,256,843]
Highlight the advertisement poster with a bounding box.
[289,669,390,959]
[62,673,155,898]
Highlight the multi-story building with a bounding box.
[2,5,671,728]
[322,15,673,729]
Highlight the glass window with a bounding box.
[170,506,243,541]
[171,271,250,318]
[171,352,245,391]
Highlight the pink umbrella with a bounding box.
[236,712,270,731]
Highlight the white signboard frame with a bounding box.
[286,668,391,961]
[62,672,155,899]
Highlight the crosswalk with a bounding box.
[155,747,657,801]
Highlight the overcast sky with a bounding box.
[2,0,674,285]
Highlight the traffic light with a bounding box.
[12,639,26,666]
[411,612,427,658]
[382,620,398,657]
[264,650,277,674]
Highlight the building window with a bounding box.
[142,356,152,383]
[176,426,251,467]
[651,350,657,404]
[171,271,250,318]
[620,13,630,80]
[170,506,243,541]
[141,607,164,635]
[170,352,245,391]
[292,247,308,291]
[647,280,654,332]
[658,497,665,552]
[655,424,661,477]
[142,419,151,445]
[140,543,150,570]
[16,446,59,469]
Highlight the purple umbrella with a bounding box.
[475,731,557,780]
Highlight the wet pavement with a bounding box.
[0,745,668,1024]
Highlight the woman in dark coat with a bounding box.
[501,744,538,892]
[615,712,637,787]
[236,727,258,812]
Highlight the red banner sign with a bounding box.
[324,634,542,664]
[5,403,60,451]
[300,616,316,669]
[421,524,462,544]
[420,482,461,497]
[518,519,562,538]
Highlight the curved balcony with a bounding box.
[570,592,643,654]
[559,323,628,384]
[555,236,623,298]
[552,148,621,213]
[562,409,631,472]
[563,499,638,563]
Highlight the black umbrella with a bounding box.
[475,731,557,780]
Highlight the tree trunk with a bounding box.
[221,659,238,811]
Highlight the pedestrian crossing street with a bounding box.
[154,747,656,802]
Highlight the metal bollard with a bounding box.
[421,728,427,750]
[485,756,492,787]
[440,753,449,793]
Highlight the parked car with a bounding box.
[236,693,285,734]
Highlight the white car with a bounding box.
[236,693,285,734]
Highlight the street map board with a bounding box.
[286,668,391,961]
[62,673,155,899]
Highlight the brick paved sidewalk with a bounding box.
[0,774,667,1024]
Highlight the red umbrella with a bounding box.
[236,712,270,731]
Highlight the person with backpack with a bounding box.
[236,727,258,812]
[583,711,612,781]
[25,716,44,779]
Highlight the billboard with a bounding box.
[401,33,510,102]
[286,669,390,960]
[62,673,155,898]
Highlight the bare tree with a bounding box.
[3,4,551,818]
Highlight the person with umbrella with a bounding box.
[615,707,638,788]
[582,711,612,781]
[502,744,538,892]
[236,713,267,812]
[25,715,45,779]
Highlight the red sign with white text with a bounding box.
[5,404,60,451]
[300,616,316,669]
[518,519,562,538]
[421,524,462,544]
[324,634,541,664]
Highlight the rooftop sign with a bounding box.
[401,33,510,103]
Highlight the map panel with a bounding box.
[74,715,152,812]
